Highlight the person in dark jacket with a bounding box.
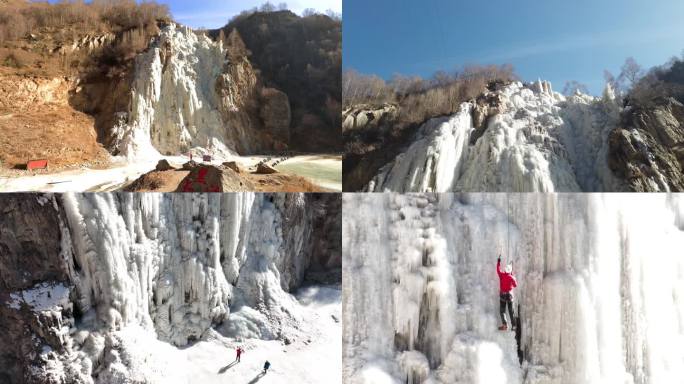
[263,360,271,374]
[235,347,243,362]
[497,256,517,331]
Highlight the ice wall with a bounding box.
[343,193,684,383]
[0,193,340,384]
[112,24,238,159]
[367,82,625,192]
[60,193,315,346]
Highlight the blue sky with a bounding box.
[47,1,341,30]
[343,0,684,94]
[167,0,341,29]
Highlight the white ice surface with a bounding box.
[343,193,684,384]
[112,24,238,160]
[25,193,340,383]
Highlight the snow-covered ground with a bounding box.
[38,285,340,384]
[343,193,684,383]
[367,81,625,192]
[181,286,341,384]
[0,154,342,192]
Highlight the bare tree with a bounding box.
[302,8,317,17]
[562,80,589,96]
[259,2,276,12]
[325,9,341,20]
[430,70,453,87]
[277,2,288,11]
[618,57,643,91]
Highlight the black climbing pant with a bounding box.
[499,292,515,325]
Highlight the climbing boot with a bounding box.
[498,324,508,331]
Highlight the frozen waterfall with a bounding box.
[343,193,684,383]
[0,193,341,384]
[112,24,237,159]
[366,82,625,193]
[60,193,312,346]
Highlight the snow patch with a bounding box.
[8,282,70,312]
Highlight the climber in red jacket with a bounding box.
[497,256,517,331]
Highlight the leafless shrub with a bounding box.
[344,63,518,127]
[0,0,169,44]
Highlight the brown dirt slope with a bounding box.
[0,74,109,170]
[0,1,169,171]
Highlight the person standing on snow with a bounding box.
[263,360,271,374]
[497,255,517,331]
[235,347,243,362]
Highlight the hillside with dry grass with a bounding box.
[0,0,169,171]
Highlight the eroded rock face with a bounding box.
[0,76,71,110]
[470,91,508,144]
[215,38,262,153]
[342,103,398,131]
[260,87,291,145]
[276,193,342,290]
[53,33,115,55]
[608,98,684,191]
[0,195,75,384]
[308,194,342,272]
[215,30,293,153]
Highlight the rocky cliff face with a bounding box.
[342,103,419,192]
[0,196,74,384]
[220,10,342,153]
[0,193,341,384]
[608,97,684,191]
[343,104,398,131]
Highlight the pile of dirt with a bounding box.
[176,165,254,192]
[122,168,189,192]
[256,162,278,174]
[124,163,331,192]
